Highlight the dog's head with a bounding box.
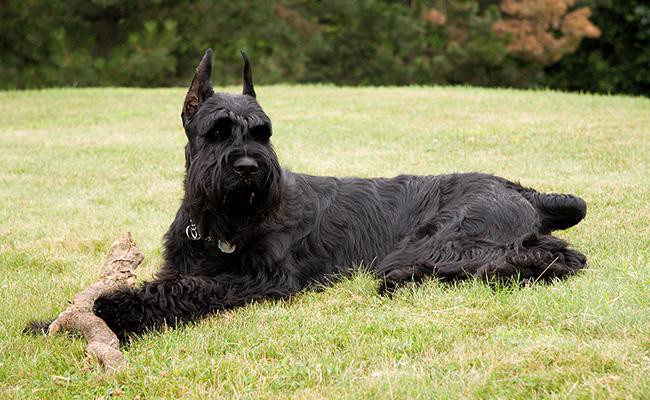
[180,49,282,238]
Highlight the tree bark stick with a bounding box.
[47,233,144,372]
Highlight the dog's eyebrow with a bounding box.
[248,121,271,130]
[246,114,271,128]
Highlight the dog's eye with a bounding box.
[249,125,271,141]
[206,118,232,140]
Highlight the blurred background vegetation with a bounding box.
[0,0,647,95]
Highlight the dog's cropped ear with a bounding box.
[182,48,214,126]
[241,50,256,98]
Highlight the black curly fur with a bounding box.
[23,319,53,336]
[33,50,589,339]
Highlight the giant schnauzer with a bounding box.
[60,49,589,338]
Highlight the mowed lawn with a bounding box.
[0,86,648,399]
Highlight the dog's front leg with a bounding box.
[93,273,293,339]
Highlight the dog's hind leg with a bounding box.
[474,233,587,284]
[376,233,586,294]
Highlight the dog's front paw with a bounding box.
[93,288,145,339]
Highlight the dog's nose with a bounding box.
[233,157,259,175]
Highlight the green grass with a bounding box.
[1,85,649,399]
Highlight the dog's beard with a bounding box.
[186,163,282,241]
[220,171,267,212]
[184,140,285,239]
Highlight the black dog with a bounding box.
[87,50,586,338]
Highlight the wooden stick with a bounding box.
[47,233,144,372]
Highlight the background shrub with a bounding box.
[0,0,646,95]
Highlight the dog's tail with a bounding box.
[519,190,587,233]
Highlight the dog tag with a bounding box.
[186,224,201,241]
[218,240,236,254]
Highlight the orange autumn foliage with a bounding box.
[424,8,447,26]
[493,0,601,64]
